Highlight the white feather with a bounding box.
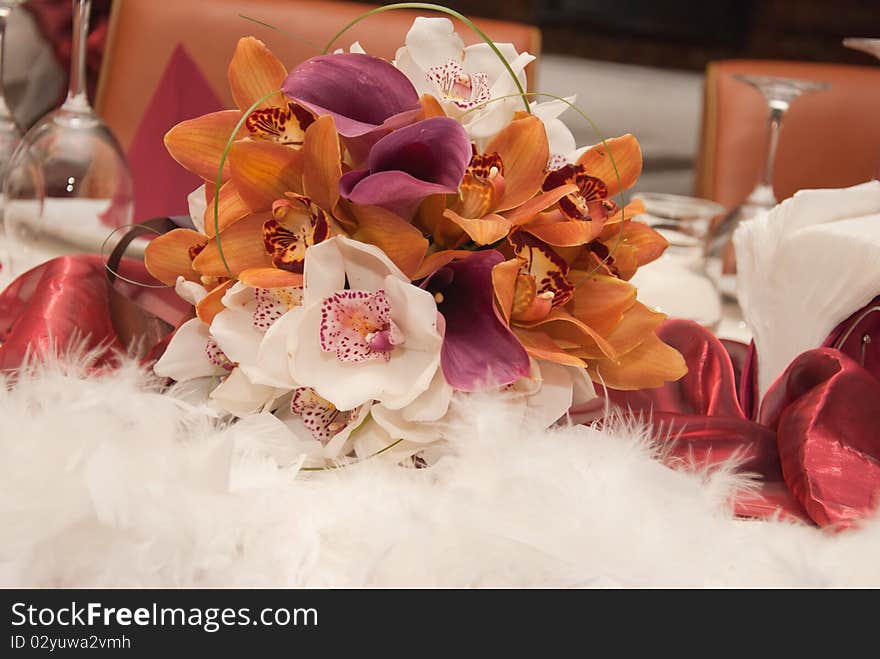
[1,352,879,587]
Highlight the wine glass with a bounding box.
[706,74,830,299]
[629,193,726,329]
[843,38,880,60]
[1,0,133,276]
[0,1,23,187]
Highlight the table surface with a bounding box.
[0,197,148,286]
[717,300,751,343]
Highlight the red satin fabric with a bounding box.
[822,295,880,377]
[0,256,121,369]
[611,323,781,481]
[611,312,880,530]
[771,349,880,528]
[0,256,186,370]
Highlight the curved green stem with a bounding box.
[322,2,531,114]
[213,90,279,279]
[238,13,322,52]
[300,438,406,472]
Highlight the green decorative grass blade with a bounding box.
[322,2,531,114]
[300,438,405,472]
[238,13,323,52]
[213,90,279,279]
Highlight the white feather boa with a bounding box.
[1,353,879,587]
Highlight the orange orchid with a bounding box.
[164,37,321,237]
[417,113,577,250]
[511,133,647,254]
[493,251,686,390]
[487,134,686,390]
[145,113,342,291]
[149,36,344,312]
[531,134,667,281]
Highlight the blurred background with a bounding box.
[6,0,879,197]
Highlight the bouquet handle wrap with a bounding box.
[103,217,182,357]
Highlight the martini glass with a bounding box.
[707,74,830,298]
[2,0,132,275]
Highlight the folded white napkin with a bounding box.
[734,180,880,397]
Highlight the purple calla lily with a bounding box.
[339,116,472,218]
[282,53,421,139]
[423,250,531,391]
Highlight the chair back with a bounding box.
[696,59,880,209]
[96,0,541,150]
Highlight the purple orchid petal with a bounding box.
[368,117,472,189]
[338,168,370,193]
[340,170,458,218]
[282,53,420,138]
[339,117,472,218]
[424,250,531,391]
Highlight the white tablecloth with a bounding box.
[632,254,751,344]
[1,197,147,287]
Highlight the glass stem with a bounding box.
[747,102,787,207]
[62,0,92,113]
[0,5,12,120]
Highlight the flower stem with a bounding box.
[299,438,406,472]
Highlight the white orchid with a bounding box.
[361,358,596,466]
[332,41,366,54]
[154,315,227,382]
[154,275,303,417]
[369,368,453,445]
[153,313,281,417]
[211,281,302,384]
[275,386,374,460]
[279,236,443,413]
[394,17,535,146]
[508,359,596,429]
[186,185,207,234]
[530,96,578,171]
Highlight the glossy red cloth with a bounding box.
[0,256,119,368]
[610,305,880,530]
[0,255,187,370]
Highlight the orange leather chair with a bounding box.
[696,60,880,210]
[95,0,541,151]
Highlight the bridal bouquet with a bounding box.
[144,14,686,465]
